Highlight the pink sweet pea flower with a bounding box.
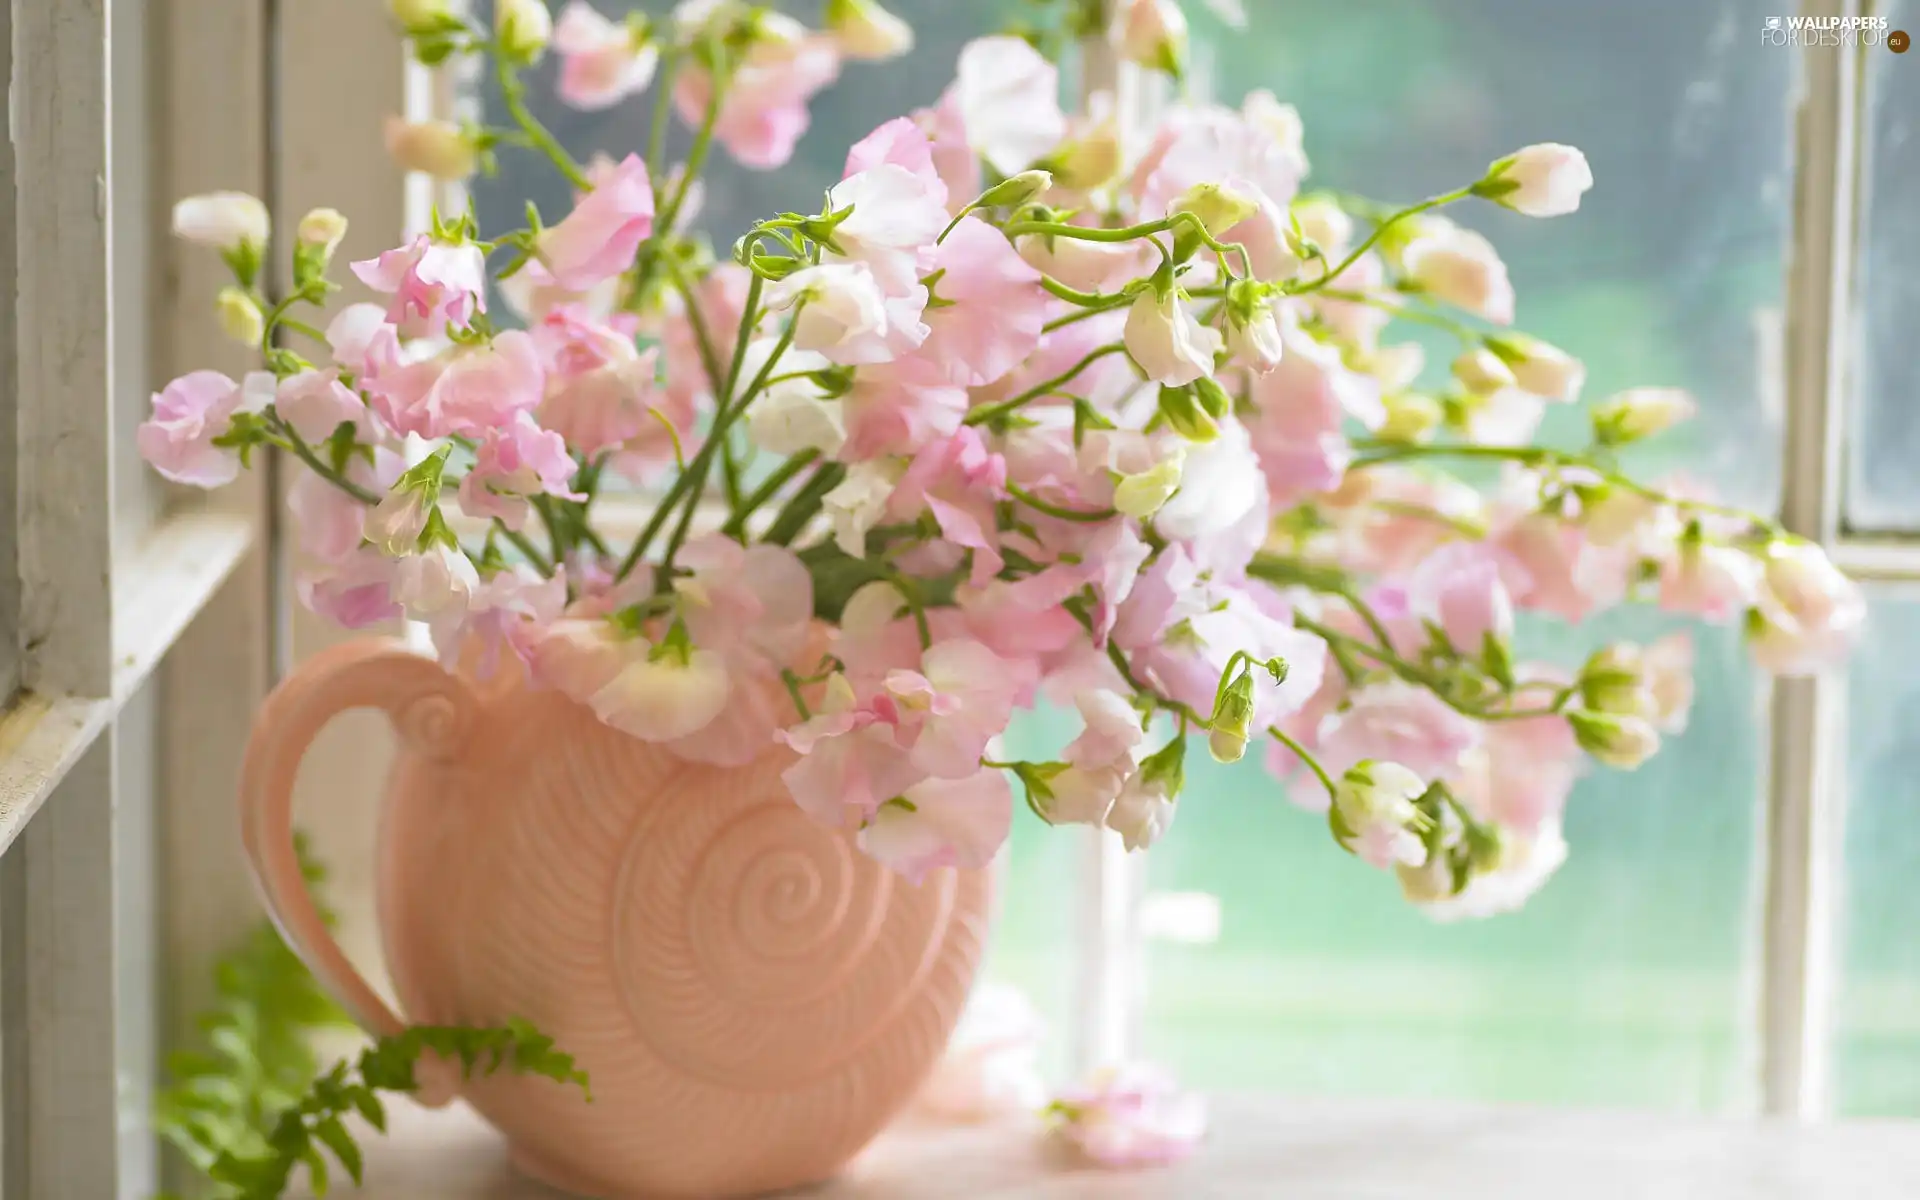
[673,537,814,670]
[919,92,982,215]
[826,163,951,294]
[526,616,630,701]
[430,563,568,676]
[538,154,654,292]
[297,547,403,629]
[589,639,731,742]
[888,429,1009,586]
[351,234,487,337]
[951,36,1067,176]
[1050,1064,1206,1169]
[456,414,583,530]
[845,116,949,206]
[1406,542,1515,653]
[856,769,1014,883]
[534,307,663,454]
[1660,537,1761,623]
[288,446,406,563]
[1316,680,1482,780]
[1746,540,1864,676]
[840,357,969,462]
[553,1,658,110]
[324,303,393,374]
[1496,511,1630,623]
[1130,103,1303,219]
[363,329,545,440]
[917,219,1048,388]
[138,370,274,488]
[274,368,368,444]
[673,26,840,169]
[883,639,1023,779]
[779,674,925,828]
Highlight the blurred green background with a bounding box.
[472,0,1920,1117]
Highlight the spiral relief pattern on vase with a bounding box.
[380,678,992,1198]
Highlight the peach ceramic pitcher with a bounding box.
[240,638,994,1198]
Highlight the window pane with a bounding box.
[1844,13,1920,530]
[1836,594,1920,1116]
[1144,0,1793,1111]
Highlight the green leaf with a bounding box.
[312,1116,363,1186]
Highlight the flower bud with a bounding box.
[1193,376,1233,420]
[824,0,913,60]
[367,486,433,557]
[1578,645,1652,719]
[1487,334,1585,404]
[1451,347,1516,396]
[1125,289,1217,387]
[495,0,553,64]
[1207,671,1256,764]
[383,117,479,182]
[296,207,350,257]
[1171,181,1259,240]
[1378,392,1443,444]
[1157,386,1219,443]
[390,0,455,33]
[214,286,265,346]
[1592,387,1696,446]
[1476,143,1593,218]
[1107,736,1185,851]
[172,191,271,254]
[974,170,1055,210]
[1568,709,1659,771]
[1225,304,1284,373]
[1119,0,1189,78]
[1332,761,1430,869]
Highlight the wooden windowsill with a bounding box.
[297,1093,1920,1198]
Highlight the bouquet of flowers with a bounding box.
[150,0,1862,927]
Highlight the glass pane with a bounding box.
[1143,0,1793,1112]
[1845,8,1920,529]
[1836,595,1920,1116]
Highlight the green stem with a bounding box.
[762,464,847,547]
[658,276,776,573]
[495,53,590,190]
[645,45,682,192]
[723,450,820,538]
[1287,185,1472,297]
[965,345,1124,426]
[1268,724,1339,800]
[269,416,379,504]
[1315,287,1483,340]
[499,524,554,576]
[1005,483,1117,524]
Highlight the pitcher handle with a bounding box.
[238,637,478,1107]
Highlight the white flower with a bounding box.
[1568,710,1660,770]
[749,380,846,459]
[1400,220,1514,325]
[215,287,265,345]
[1746,540,1866,676]
[1483,143,1593,218]
[1225,303,1285,373]
[1591,387,1696,446]
[1124,290,1217,386]
[590,644,730,741]
[393,543,480,618]
[824,0,912,60]
[172,192,270,252]
[1015,234,1150,295]
[825,462,899,557]
[1292,196,1353,258]
[955,36,1068,176]
[1332,760,1429,869]
[826,165,950,293]
[1107,769,1177,851]
[1243,90,1307,175]
[766,263,894,362]
[1154,420,1264,542]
